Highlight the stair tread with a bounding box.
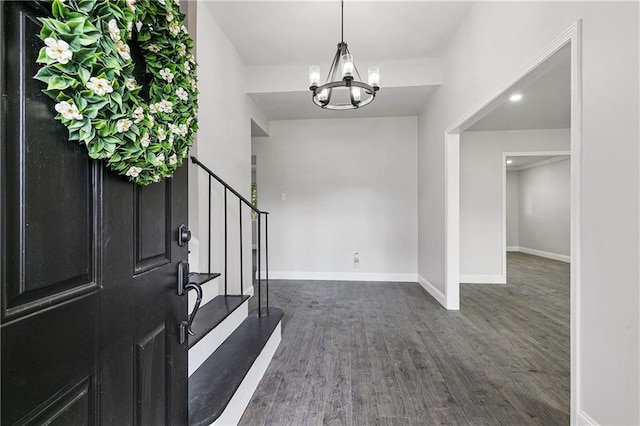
[189,307,284,426]
[188,295,250,348]
[189,272,221,286]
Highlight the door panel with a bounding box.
[1,1,189,424]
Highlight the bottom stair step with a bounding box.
[189,307,284,426]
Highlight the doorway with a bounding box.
[444,22,582,421]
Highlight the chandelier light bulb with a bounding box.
[341,53,354,78]
[309,65,320,87]
[318,89,329,102]
[351,87,361,102]
[368,66,380,87]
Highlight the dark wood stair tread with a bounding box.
[189,308,284,426]
[188,295,250,348]
[188,272,221,286]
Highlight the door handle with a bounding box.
[178,224,191,247]
[179,281,202,345]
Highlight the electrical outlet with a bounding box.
[353,252,360,268]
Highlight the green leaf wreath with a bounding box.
[34,0,198,185]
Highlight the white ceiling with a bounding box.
[206,1,570,126]
[249,85,437,121]
[205,1,473,66]
[467,45,571,131]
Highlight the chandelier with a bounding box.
[308,1,380,110]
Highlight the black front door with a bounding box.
[1,1,188,424]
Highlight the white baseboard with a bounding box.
[417,275,447,307]
[188,299,249,377]
[576,409,600,426]
[213,322,282,426]
[513,246,571,263]
[460,274,506,284]
[506,246,520,252]
[257,271,418,283]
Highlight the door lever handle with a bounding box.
[179,280,202,345]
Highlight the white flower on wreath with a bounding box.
[187,117,193,125]
[168,134,175,145]
[166,11,174,22]
[44,38,72,64]
[182,148,188,158]
[127,21,133,37]
[177,43,186,56]
[54,101,83,120]
[126,0,136,12]
[159,100,173,113]
[149,103,158,114]
[159,68,174,83]
[181,25,188,34]
[169,21,181,36]
[178,123,188,136]
[158,0,165,5]
[153,174,160,182]
[117,41,131,61]
[169,154,178,165]
[132,106,144,123]
[155,153,165,166]
[176,87,188,101]
[116,118,133,133]
[140,132,150,148]
[189,54,196,64]
[126,166,142,177]
[183,61,191,73]
[86,77,113,96]
[174,0,180,5]
[148,115,155,127]
[148,44,161,53]
[125,78,137,90]
[157,127,167,141]
[108,19,121,42]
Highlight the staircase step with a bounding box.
[189,308,284,426]
[188,295,250,348]
[189,272,221,286]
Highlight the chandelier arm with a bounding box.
[326,47,342,85]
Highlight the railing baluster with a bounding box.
[265,213,269,315]
[257,213,262,317]
[224,188,228,296]
[208,175,212,275]
[239,199,243,296]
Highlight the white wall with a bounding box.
[459,130,569,282]
[506,171,519,248]
[417,2,639,423]
[192,2,263,294]
[252,117,418,281]
[519,159,571,257]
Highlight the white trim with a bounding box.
[509,155,570,171]
[506,246,520,252]
[460,275,506,284]
[189,236,201,274]
[417,275,447,307]
[516,246,571,263]
[502,150,571,282]
[258,271,418,282]
[576,410,600,426]
[212,322,282,426]
[445,134,461,310]
[443,21,582,423]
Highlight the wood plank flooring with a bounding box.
[240,252,570,425]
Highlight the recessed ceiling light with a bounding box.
[510,93,523,102]
[506,159,513,164]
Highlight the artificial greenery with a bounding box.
[35,0,198,185]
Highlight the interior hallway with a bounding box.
[241,252,570,425]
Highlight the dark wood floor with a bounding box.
[240,252,570,425]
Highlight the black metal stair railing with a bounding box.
[190,156,270,317]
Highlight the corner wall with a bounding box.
[192,2,265,293]
[252,117,418,281]
[417,2,639,423]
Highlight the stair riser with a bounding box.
[188,300,249,376]
[212,323,282,426]
[189,278,223,312]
